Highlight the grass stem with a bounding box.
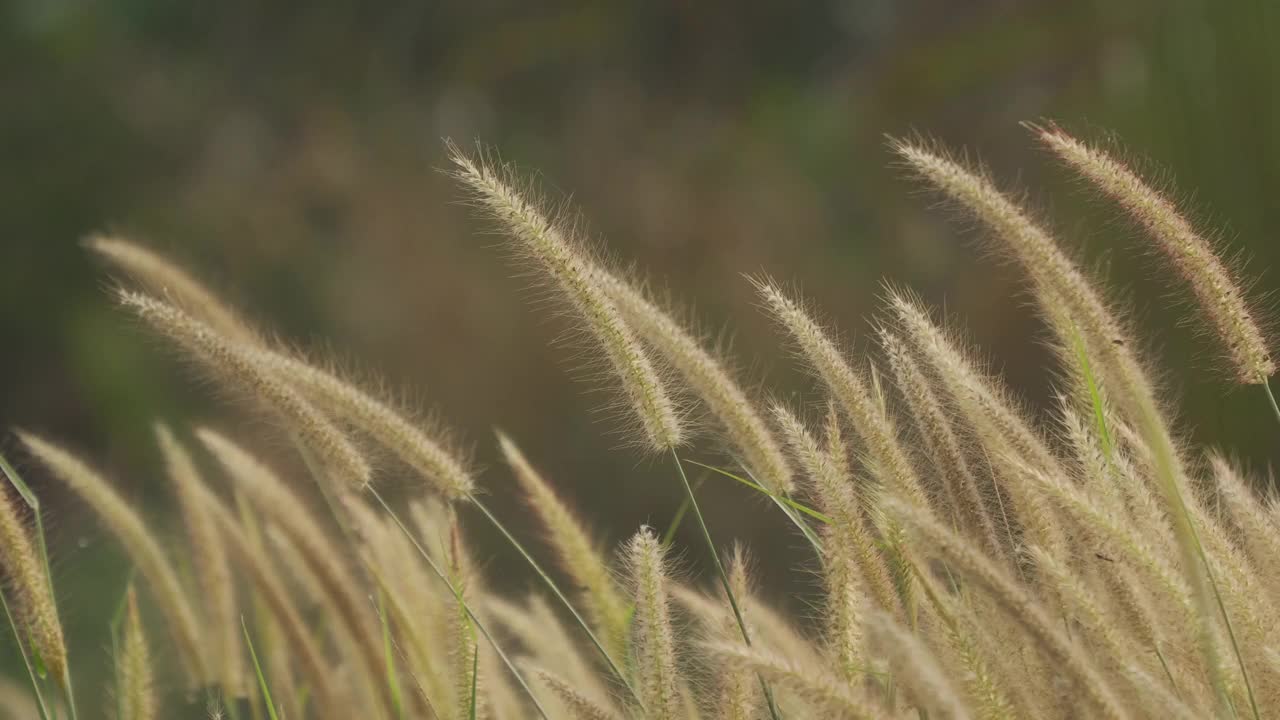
[1262,377,1280,427]
[468,494,641,705]
[366,487,551,720]
[671,448,782,720]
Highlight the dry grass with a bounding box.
[3,125,1278,720]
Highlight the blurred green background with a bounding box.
[3,0,1280,706]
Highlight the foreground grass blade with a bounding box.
[661,474,703,547]
[671,449,783,720]
[0,587,51,720]
[367,487,551,720]
[1263,379,1280,427]
[0,451,66,720]
[684,460,832,525]
[684,459,827,554]
[376,592,405,720]
[242,617,281,720]
[468,494,642,706]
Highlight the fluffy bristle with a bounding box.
[18,432,209,686]
[626,527,680,719]
[1036,125,1275,383]
[117,586,156,720]
[449,145,684,452]
[497,432,631,661]
[86,234,257,343]
[595,269,793,494]
[119,291,372,490]
[0,475,65,683]
[154,424,242,695]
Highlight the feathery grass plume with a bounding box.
[890,139,1131,359]
[1124,665,1207,720]
[593,269,793,494]
[1211,456,1280,594]
[886,497,1130,720]
[891,140,1252,710]
[700,546,762,720]
[626,527,680,719]
[194,427,397,717]
[529,668,623,720]
[363,506,468,718]
[1025,544,1134,682]
[349,504,452,718]
[888,139,1191,482]
[17,433,209,685]
[485,595,615,711]
[0,475,65,684]
[866,610,971,720]
[86,234,257,344]
[771,403,891,658]
[119,292,371,491]
[117,586,155,720]
[1034,125,1275,384]
[1057,399,1125,518]
[890,139,1178,453]
[233,491,304,720]
[202,486,344,718]
[703,641,879,719]
[886,288,1064,480]
[445,529,482,720]
[756,280,923,626]
[154,424,241,696]
[754,278,928,509]
[910,566,1017,720]
[1179,486,1280,707]
[671,583,826,675]
[889,289,1074,575]
[248,348,475,500]
[1024,460,1197,635]
[440,516,529,720]
[449,145,683,451]
[496,433,631,661]
[882,329,1005,562]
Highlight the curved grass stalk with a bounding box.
[242,618,281,720]
[670,449,782,720]
[0,588,51,720]
[1262,379,1280,427]
[465,494,640,706]
[0,452,70,720]
[683,459,827,553]
[365,487,550,720]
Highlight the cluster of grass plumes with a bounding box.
[3,123,1279,720]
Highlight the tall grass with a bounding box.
[5,124,1278,719]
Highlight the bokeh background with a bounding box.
[3,0,1280,705]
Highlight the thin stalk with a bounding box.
[377,591,405,720]
[684,460,832,524]
[671,448,782,720]
[242,618,281,720]
[0,452,60,720]
[0,589,51,720]
[1196,531,1259,720]
[1153,642,1182,701]
[468,645,479,720]
[107,578,133,720]
[366,487,551,720]
[661,475,703,547]
[1262,377,1280,426]
[467,494,641,705]
[684,459,825,556]
[1071,326,1114,461]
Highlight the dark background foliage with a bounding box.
[2,0,1278,699]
